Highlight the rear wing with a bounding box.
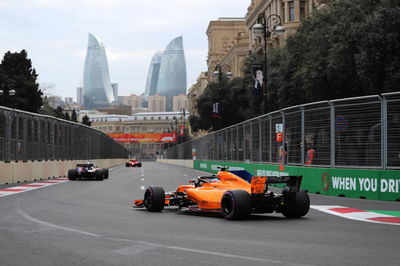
[251,176,303,194]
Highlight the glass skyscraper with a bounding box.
[144,36,187,111]
[144,51,162,99]
[83,33,115,109]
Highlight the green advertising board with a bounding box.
[194,161,400,201]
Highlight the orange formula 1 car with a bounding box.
[134,167,310,220]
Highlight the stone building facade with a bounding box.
[206,18,249,81]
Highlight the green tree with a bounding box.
[64,112,70,121]
[280,0,400,104]
[0,50,43,112]
[54,106,64,119]
[71,109,78,122]
[82,114,91,126]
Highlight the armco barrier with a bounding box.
[0,159,126,185]
[192,160,400,202]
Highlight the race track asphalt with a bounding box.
[0,162,399,266]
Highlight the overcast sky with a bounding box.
[0,0,250,101]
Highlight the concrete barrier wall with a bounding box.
[157,159,193,168]
[0,159,127,185]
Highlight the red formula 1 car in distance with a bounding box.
[68,162,109,181]
[134,167,310,220]
[125,159,142,167]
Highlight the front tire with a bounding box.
[221,190,252,220]
[103,168,109,179]
[125,162,130,167]
[281,189,310,218]
[138,163,142,167]
[68,169,76,181]
[144,186,165,212]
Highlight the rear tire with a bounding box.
[96,170,104,181]
[138,163,142,167]
[125,162,130,167]
[281,189,310,218]
[144,186,165,212]
[103,168,109,179]
[68,169,76,181]
[221,190,252,220]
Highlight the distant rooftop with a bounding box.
[218,17,245,21]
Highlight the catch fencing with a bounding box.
[164,92,400,170]
[0,106,129,162]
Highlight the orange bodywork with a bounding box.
[183,171,251,210]
[133,170,280,211]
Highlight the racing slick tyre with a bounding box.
[281,189,310,218]
[103,168,109,179]
[68,169,76,181]
[125,162,130,167]
[144,186,165,212]
[95,170,104,181]
[221,190,252,220]
[138,163,142,167]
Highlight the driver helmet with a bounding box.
[211,178,220,183]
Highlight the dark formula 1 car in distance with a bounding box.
[134,167,310,220]
[125,159,142,167]
[68,162,109,181]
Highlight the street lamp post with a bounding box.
[0,85,16,108]
[212,64,232,130]
[252,13,284,113]
[181,108,186,143]
[213,64,233,88]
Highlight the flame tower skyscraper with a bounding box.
[144,36,187,111]
[83,33,115,109]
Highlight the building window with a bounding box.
[300,1,306,20]
[281,2,286,23]
[289,1,295,21]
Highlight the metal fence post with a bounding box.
[259,117,262,161]
[301,106,305,165]
[269,115,272,163]
[330,102,335,167]
[4,111,11,162]
[382,95,387,170]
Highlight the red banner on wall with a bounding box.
[108,133,177,143]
